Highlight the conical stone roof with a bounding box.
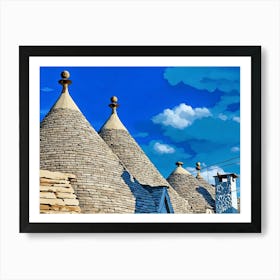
[195,162,216,210]
[197,176,215,191]
[167,162,215,213]
[99,97,192,213]
[40,71,135,213]
[196,176,216,210]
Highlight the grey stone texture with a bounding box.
[167,172,216,213]
[99,128,192,213]
[197,176,214,191]
[40,169,81,214]
[99,129,168,187]
[40,108,136,213]
[197,177,216,205]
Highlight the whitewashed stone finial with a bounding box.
[59,70,72,93]
[109,96,119,113]
[61,70,70,79]
[99,96,127,130]
[173,161,190,175]
[52,70,80,111]
[111,96,118,103]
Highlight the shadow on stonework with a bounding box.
[196,186,216,210]
[121,171,174,214]
[121,171,158,213]
[142,185,174,214]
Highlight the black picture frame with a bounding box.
[20,46,261,233]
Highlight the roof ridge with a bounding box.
[52,90,81,111]
[171,166,191,175]
[100,111,127,131]
[99,96,127,131]
[50,70,80,112]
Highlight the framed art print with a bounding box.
[19,46,261,233]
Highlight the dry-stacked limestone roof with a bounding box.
[195,162,216,201]
[40,72,136,213]
[196,176,216,210]
[40,170,81,214]
[167,162,215,213]
[99,97,192,213]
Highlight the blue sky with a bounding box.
[40,66,240,195]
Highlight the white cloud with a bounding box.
[153,142,175,154]
[186,165,226,185]
[231,146,240,152]
[152,103,211,129]
[186,167,196,174]
[232,116,240,123]
[218,113,228,121]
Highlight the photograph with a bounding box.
[39,66,240,215]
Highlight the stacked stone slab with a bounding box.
[40,72,135,213]
[167,162,215,213]
[40,170,81,214]
[99,97,192,213]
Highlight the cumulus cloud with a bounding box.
[41,87,54,92]
[164,67,240,93]
[218,113,228,121]
[153,142,175,154]
[152,103,211,129]
[163,116,240,145]
[186,165,227,185]
[232,116,240,123]
[231,146,240,152]
[141,140,192,177]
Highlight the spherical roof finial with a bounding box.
[61,70,70,79]
[109,96,119,113]
[59,70,72,92]
[111,96,118,103]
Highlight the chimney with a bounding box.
[214,173,238,213]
